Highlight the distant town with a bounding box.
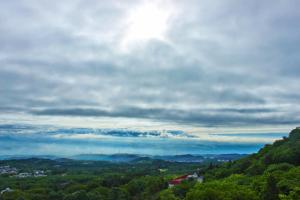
[0,165,47,178]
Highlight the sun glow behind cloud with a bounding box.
[0,0,300,147]
[121,1,175,50]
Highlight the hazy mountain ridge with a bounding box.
[0,153,246,163]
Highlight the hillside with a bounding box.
[0,128,299,200]
[183,128,300,200]
[204,128,300,178]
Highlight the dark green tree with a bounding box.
[262,174,279,200]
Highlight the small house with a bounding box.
[168,173,203,187]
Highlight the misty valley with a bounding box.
[1,128,300,200]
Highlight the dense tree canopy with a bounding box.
[0,128,300,200]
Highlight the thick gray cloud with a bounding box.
[30,106,300,127]
[0,0,300,128]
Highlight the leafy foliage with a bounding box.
[0,128,300,200]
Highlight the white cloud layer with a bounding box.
[0,0,300,130]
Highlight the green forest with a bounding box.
[1,128,300,200]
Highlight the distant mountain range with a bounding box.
[0,153,247,163]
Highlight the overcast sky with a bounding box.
[1,0,300,132]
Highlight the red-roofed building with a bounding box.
[169,175,189,186]
[168,173,203,187]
